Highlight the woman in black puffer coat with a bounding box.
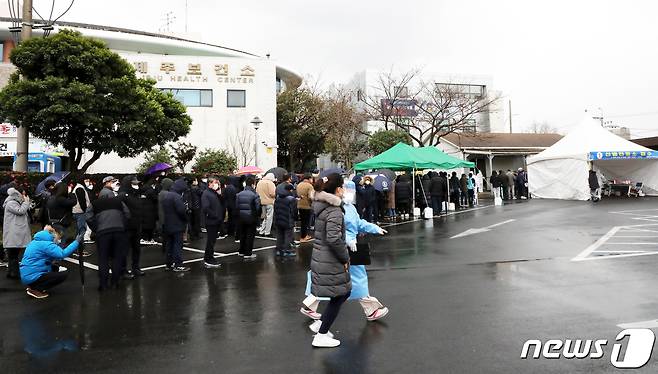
[309,173,350,348]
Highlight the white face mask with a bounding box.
[211,184,219,191]
[365,180,371,185]
[343,191,356,204]
[131,185,139,190]
[85,182,93,190]
[112,183,120,192]
[201,178,208,183]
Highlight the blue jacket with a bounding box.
[236,187,261,224]
[161,179,189,234]
[344,203,380,243]
[20,230,79,285]
[274,191,297,229]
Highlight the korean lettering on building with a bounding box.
[132,61,256,84]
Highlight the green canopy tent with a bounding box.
[354,143,475,213]
[417,146,475,169]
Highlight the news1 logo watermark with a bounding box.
[521,329,656,369]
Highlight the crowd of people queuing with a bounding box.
[0,165,529,347]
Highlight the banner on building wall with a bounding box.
[380,99,418,117]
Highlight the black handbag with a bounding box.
[349,243,371,266]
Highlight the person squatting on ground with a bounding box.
[3,187,32,279]
[306,173,351,348]
[201,177,224,268]
[236,177,261,259]
[161,178,191,272]
[20,226,82,299]
[274,183,298,257]
[256,173,276,237]
[86,186,131,291]
[301,180,389,325]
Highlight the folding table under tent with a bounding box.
[527,116,658,200]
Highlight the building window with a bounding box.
[161,89,213,107]
[463,119,477,133]
[435,83,486,100]
[227,89,246,108]
[394,86,409,98]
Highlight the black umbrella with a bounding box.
[264,167,287,181]
[367,174,391,192]
[319,168,345,178]
[375,169,396,181]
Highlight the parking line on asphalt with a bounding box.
[64,257,100,270]
[140,245,278,272]
[255,236,277,241]
[572,226,622,261]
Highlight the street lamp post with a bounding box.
[250,116,262,167]
[14,0,33,172]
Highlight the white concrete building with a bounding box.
[316,69,507,170]
[0,18,301,173]
[347,69,507,134]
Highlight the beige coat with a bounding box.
[256,178,276,206]
[296,181,314,210]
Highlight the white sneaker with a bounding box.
[309,320,334,338]
[312,333,340,348]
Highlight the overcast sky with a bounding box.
[32,0,658,137]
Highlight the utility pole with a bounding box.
[508,99,513,133]
[14,0,33,172]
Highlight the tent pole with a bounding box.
[412,167,416,215]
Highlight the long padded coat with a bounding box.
[310,191,351,298]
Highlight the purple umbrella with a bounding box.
[146,162,173,175]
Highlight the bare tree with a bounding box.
[527,121,558,134]
[229,127,255,168]
[323,87,368,169]
[359,69,501,146]
[358,68,421,131]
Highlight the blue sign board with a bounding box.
[589,151,658,160]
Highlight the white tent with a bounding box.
[528,116,658,200]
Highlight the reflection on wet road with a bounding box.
[2,198,658,372]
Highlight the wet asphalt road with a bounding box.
[2,198,658,373]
